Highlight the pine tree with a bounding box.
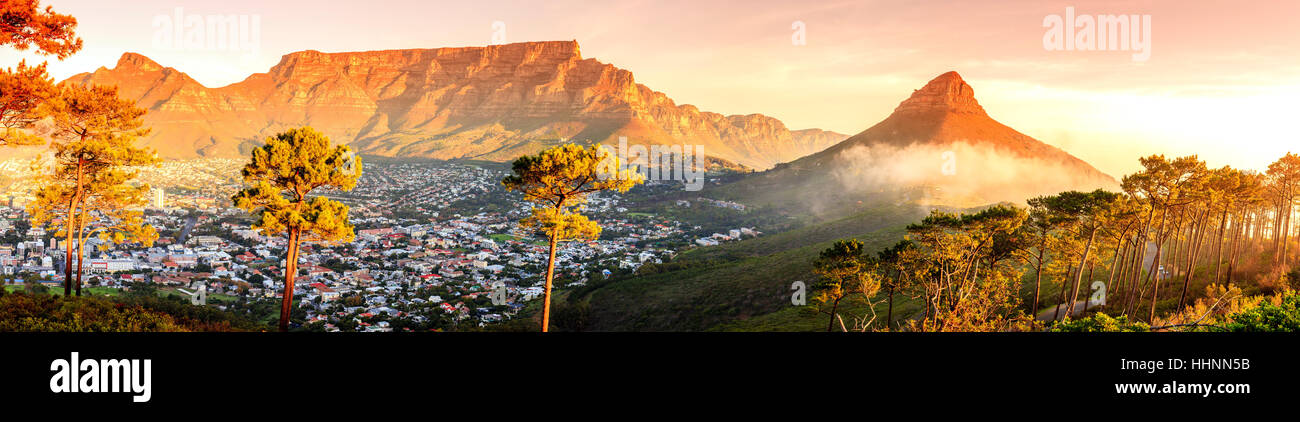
[501,143,643,332]
[232,127,361,332]
[0,0,83,59]
[0,60,54,147]
[30,83,155,295]
[813,239,881,331]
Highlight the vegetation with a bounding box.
[501,143,642,332]
[801,153,1300,331]
[231,127,362,332]
[0,288,262,332]
[27,84,160,295]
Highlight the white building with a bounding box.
[88,258,135,273]
[151,188,165,208]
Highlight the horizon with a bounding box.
[1,0,1298,178]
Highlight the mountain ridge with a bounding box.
[61,41,846,169]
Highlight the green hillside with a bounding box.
[570,202,924,331]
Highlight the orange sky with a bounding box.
[3,0,1299,178]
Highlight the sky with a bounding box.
[3,0,1299,177]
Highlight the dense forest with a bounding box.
[811,153,1300,332]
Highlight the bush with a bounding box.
[0,291,264,332]
[1225,295,1300,332]
[1049,313,1150,332]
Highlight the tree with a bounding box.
[1038,189,1120,316]
[876,239,915,328]
[0,0,81,147]
[28,179,157,296]
[0,0,83,59]
[30,83,154,295]
[231,127,361,332]
[0,60,54,146]
[812,239,881,331]
[1265,153,1300,269]
[501,143,643,332]
[1019,197,1065,317]
[902,205,1028,331]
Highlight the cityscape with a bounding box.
[1,158,757,331]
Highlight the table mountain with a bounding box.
[61,41,844,169]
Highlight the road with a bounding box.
[178,216,198,244]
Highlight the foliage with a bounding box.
[231,126,361,331]
[0,291,259,332]
[901,205,1031,331]
[231,126,361,244]
[0,0,83,59]
[501,143,643,331]
[1224,294,1300,332]
[1049,313,1150,332]
[811,238,881,331]
[27,83,157,294]
[0,60,54,146]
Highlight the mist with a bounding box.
[830,141,1118,208]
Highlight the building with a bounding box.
[152,188,165,208]
[88,258,135,273]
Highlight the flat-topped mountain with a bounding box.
[62,41,845,169]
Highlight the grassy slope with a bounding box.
[576,203,923,331]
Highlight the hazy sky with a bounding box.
[3,0,1299,177]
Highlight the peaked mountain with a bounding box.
[799,71,1110,177]
[60,41,845,169]
[722,71,1116,213]
[582,73,1119,332]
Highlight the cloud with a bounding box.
[830,141,1117,208]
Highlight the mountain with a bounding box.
[575,72,1120,331]
[61,41,845,169]
[720,71,1116,213]
[797,71,1111,181]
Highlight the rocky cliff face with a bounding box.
[62,41,845,169]
[891,71,986,116]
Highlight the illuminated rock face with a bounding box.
[891,71,987,117]
[63,41,844,169]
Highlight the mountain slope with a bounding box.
[717,71,1116,216]
[578,71,1119,331]
[62,41,845,169]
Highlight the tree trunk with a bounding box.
[1178,213,1209,310]
[75,219,85,297]
[1283,202,1293,268]
[1214,208,1229,285]
[826,296,841,332]
[1067,228,1098,315]
[1147,205,1170,322]
[1229,209,1244,286]
[541,225,559,332]
[280,228,301,332]
[886,270,896,329]
[1032,245,1044,316]
[63,201,78,296]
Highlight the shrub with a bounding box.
[1049,313,1150,332]
[1225,295,1300,332]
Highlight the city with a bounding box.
[0,158,756,331]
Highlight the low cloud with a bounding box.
[830,141,1116,207]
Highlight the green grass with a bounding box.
[574,202,923,331]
